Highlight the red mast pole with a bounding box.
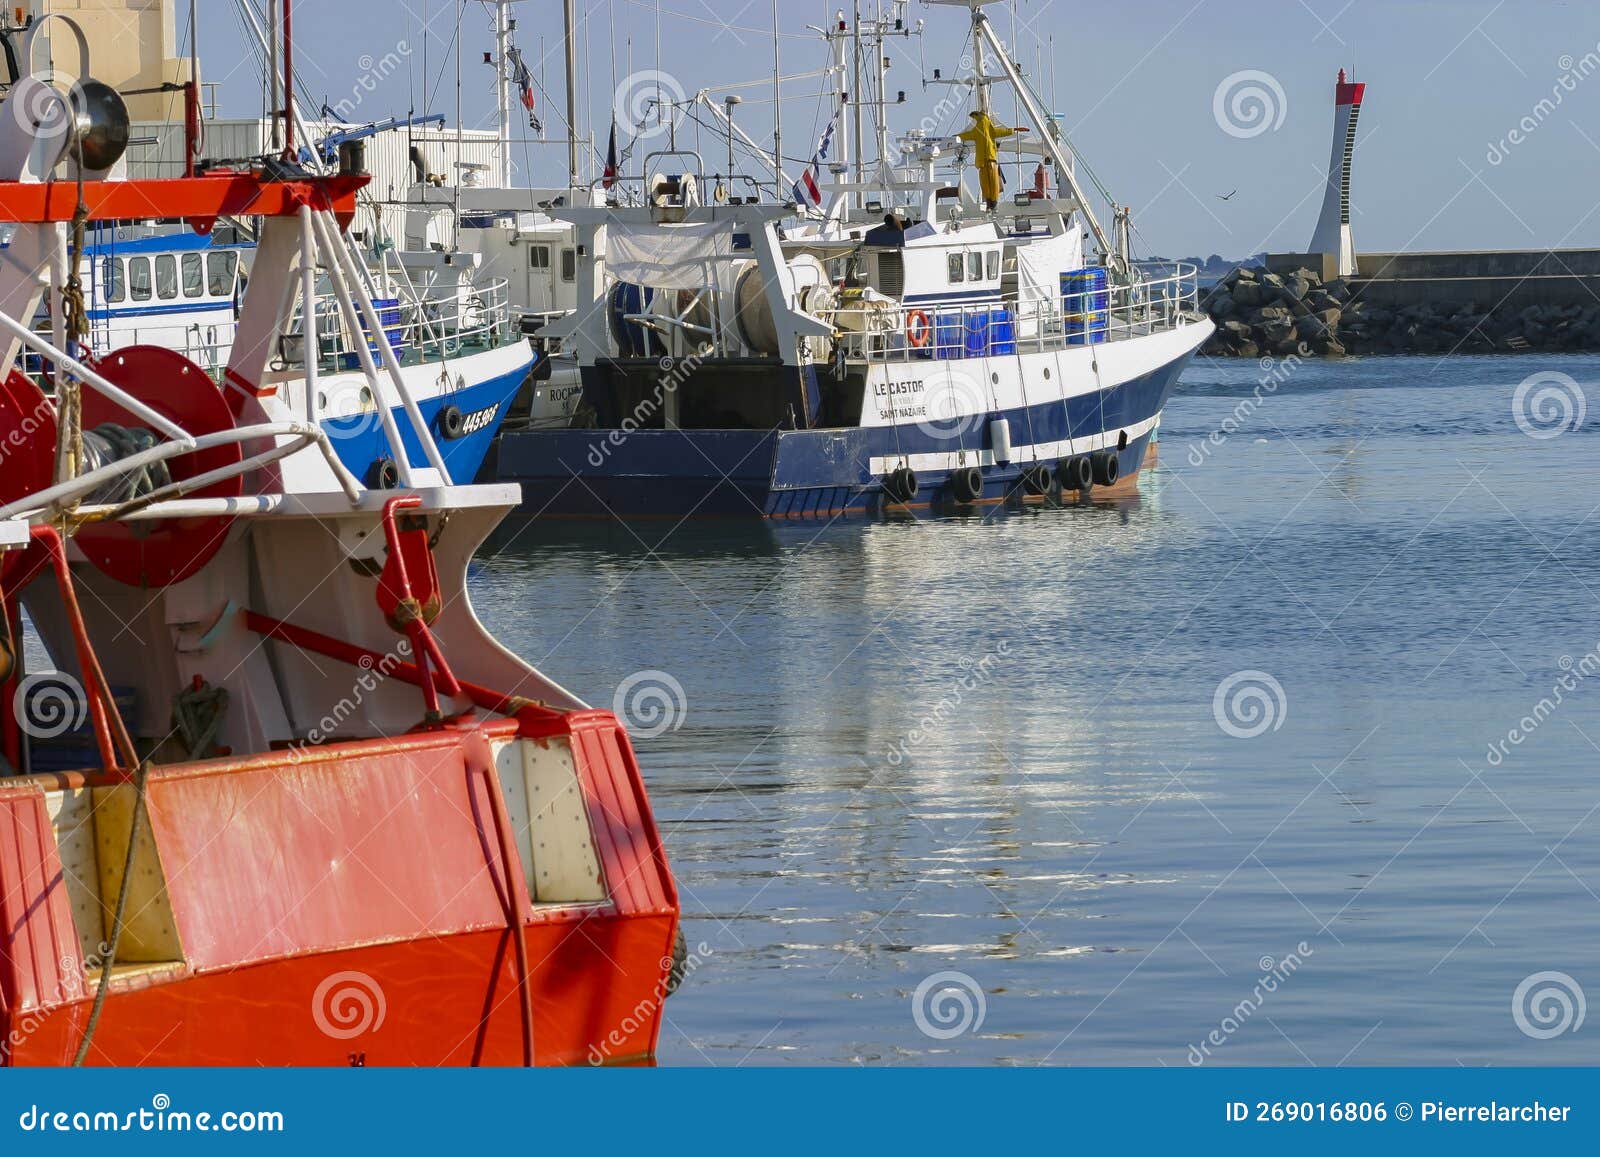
[183,80,200,178]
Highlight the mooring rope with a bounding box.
[72,760,152,1067]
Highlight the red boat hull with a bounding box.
[4,915,675,1067]
[1,710,679,1067]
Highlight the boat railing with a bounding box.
[23,316,237,386]
[286,276,516,373]
[836,261,1201,363]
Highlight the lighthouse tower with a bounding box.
[1309,69,1365,278]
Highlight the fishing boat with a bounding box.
[493,0,1212,517]
[36,224,532,488]
[0,13,678,1067]
[375,0,590,432]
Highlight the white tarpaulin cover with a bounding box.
[605,221,737,288]
[1014,227,1084,312]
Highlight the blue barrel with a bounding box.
[964,311,990,358]
[989,308,1016,355]
[935,312,964,360]
[608,282,665,357]
[1062,268,1109,345]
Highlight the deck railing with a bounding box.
[289,277,517,372]
[835,261,1201,363]
[27,277,518,387]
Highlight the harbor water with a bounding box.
[475,353,1600,1066]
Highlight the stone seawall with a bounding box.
[1202,261,1600,358]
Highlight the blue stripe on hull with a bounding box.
[494,349,1192,519]
[322,357,532,484]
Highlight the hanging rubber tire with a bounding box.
[1057,455,1094,493]
[950,465,984,505]
[368,457,400,489]
[882,466,918,505]
[437,404,466,440]
[1020,464,1051,496]
[1093,450,1121,487]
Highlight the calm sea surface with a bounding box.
[473,353,1600,1066]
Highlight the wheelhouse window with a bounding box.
[948,253,964,283]
[156,254,178,300]
[968,251,983,281]
[529,245,550,270]
[181,252,204,298]
[207,251,238,297]
[128,256,152,302]
[104,257,125,304]
[986,251,1000,280]
[560,248,576,282]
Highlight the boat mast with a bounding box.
[281,0,295,155]
[964,2,1114,262]
[188,0,201,176]
[829,13,850,210]
[564,0,580,190]
[494,1,513,188]
[453,0,462,245]
[268,0,281,151]
[771,0,783,199]
[850,2,863,206]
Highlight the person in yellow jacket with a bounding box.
[958,110,1025,209]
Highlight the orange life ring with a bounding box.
[906,309,933,348]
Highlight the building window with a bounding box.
[182,252,204,298]
[968,251,983,281]
[560,248,576,282]
[104,258,125,304]
[986,250,1000,280]
[207,251,238,297]
[156,254,178,300]
[948,252,964,283]
[128,257,152,302]
[529,245,550,270]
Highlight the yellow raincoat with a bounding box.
[957,111,1018,207]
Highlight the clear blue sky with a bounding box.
[203,0,1600,259]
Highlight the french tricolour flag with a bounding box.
[792,108,839,209]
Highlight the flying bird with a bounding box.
[1217,189,1238,201]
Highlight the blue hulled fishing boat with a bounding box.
[494,0,1212,517]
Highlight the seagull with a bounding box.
[1217,189,1238,201]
